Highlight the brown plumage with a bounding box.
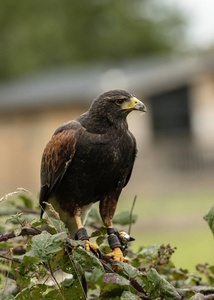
[40,89,146,261]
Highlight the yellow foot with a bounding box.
[85,240,99,253]
[107,247,129,262]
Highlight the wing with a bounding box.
[123,131,137,187]
[39,121,81,217]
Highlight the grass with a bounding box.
[114,191,214,273]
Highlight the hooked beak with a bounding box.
[122,97,147,113]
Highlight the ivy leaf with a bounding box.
[204,205,214,235]
[113,210,137,226]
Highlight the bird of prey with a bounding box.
[40,89,146,262]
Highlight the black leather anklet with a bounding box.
[108,234,121,249]
[107,227,117,235]
[75,228,89,241]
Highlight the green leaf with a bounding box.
[96,235,106,246]
[73,246,104,274]
[121,291,141,300]
[62,254,77,275]
[28,232,67,262]
[32,218,48,227]
[67,238,85,248]
[62,246,104,280]
[15,284,47,300]
[176,288,195,299]
[112,261,139,279]
[18,255,40,274]
[18,195,33,209]
[85,267,103,284]
[190,286,214,294]
[209,265,214,274]
[204,205,214,235]
[113,210,137,226]
[49,248,65,272]
[99,244,111,254]
[90,230,102,237]
[42,289,63,299]
[61,278,86,300]
[48,217,69,234]
[103,273,130,286]
[101,273,131,299]
[6,212,29,224]
[43,278,86,300]
[1,294,15,300]
[142,268,181,299]
[189,294,206,300]
[87,289,100,299]
[138,245,160,259]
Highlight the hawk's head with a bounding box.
[89,89,146,123]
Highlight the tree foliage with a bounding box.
[0,0,187,80]
[0,190,214,299]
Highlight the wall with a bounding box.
[0,104,87,196]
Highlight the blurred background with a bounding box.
[0,0,213,273]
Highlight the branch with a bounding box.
[0,254,20,264]
[128,195,137,235]
[0,226,42,242]
[99,252,146,296]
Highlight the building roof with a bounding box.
[0,54,214,112]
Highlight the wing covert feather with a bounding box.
[40,129,77,210]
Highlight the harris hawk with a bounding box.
[40,90,146,262]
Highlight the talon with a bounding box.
[107,247,129,262]
[85,240,99,253]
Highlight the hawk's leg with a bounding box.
[74,206,99,253]
[107,227,129,262]
[99,197,129,262]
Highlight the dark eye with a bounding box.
[116,99,125,105]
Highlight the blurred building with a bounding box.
[0,55,214,196]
